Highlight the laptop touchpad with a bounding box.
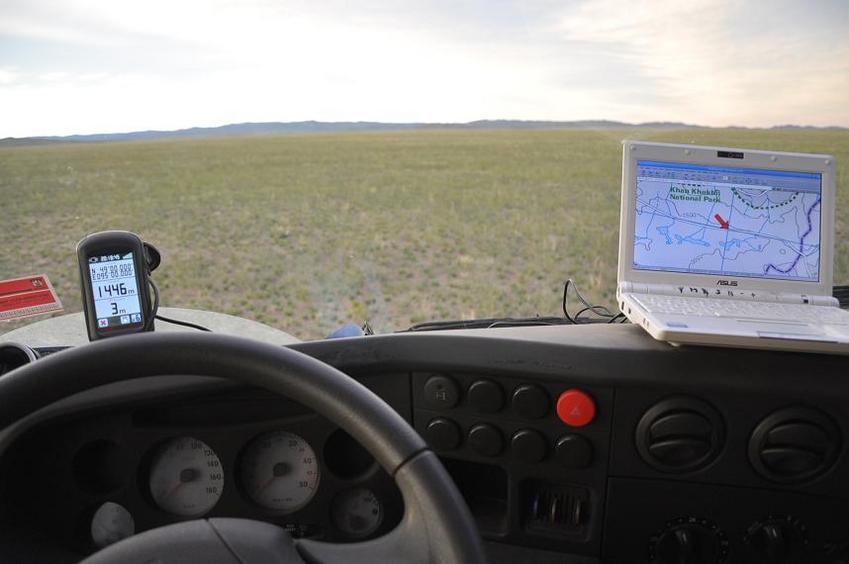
[757,331,838,343]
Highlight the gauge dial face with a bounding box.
[331,488,383,538]
[241,430,320,512]
[148,437,224,517]
[91,501,135,548]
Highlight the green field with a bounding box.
[1,128,847,340]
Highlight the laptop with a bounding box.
[616,140,849,355]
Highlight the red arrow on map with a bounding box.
[714,213,729,229]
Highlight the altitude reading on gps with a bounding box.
[88,253,143,329]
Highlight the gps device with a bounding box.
[77,231,154,341]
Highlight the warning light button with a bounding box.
[556,389,596,427]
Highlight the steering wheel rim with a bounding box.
[0,332,486,564]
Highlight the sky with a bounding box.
[1,0,847,137]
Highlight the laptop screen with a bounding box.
[633,160,822,282]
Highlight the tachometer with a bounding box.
[148,437,224,517]
[240,430,320,512]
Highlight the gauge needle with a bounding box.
[258,462,291,492]
[165,468,199,497]
[257,476,277,492]
[164,481,184,498]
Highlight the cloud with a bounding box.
[0,67,20,85]
[552,0,849,127]
[0,0,847,136]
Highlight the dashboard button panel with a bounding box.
[412,372,612,555]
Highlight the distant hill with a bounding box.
[0,137,67,146]
[1,119,844,145]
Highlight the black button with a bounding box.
[554,434,593,469]
[468,424,503,457]
[511,429,548,463]
[512,384,550,419]
[422,375,460,409]
[425,418,461,451]
[468,380,504,413]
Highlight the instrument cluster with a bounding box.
[146,431,323,520]
[4,396,403,554]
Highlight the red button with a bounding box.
[556,389,596,427]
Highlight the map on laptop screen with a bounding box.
[632,160,822,282]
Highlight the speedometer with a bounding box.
[240,430,320,512]
[148,437,224,517]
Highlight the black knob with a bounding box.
[424,418,461,451]
[467,424,503,457]
[745,516,807,564]
[467,380,504,413]
[512,384,550,419]
[650,518,727,564]
[422,375,460,409]
[511,429,548,463]
[657,527,700,564]
[554,434,593,469]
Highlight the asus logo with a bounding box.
[716,280,738,286]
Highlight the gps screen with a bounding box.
[88,252,143,329]
[632,160,822,282]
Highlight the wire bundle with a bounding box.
[561,279,627,324]
[406,279,627,331]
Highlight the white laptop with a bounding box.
[617,140,849,355]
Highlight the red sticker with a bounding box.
[0,274,64,321]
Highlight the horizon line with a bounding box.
[3,118,847,143]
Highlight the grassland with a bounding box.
[1,128,847,340]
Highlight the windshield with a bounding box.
[1,2,847,341]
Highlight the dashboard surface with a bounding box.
[1,323,848,563]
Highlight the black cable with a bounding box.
[486,318,568,329]
[574,306,597,322]
[155,314,212,332]
[145,278,160,331]
[406,316,571,332]
[406,279,627,332]
[609,312,628,324]
[562,280,578,324]
[834,285,849,309]
[562,279,626,324]
[148,278,211,332]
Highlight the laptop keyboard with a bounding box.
[632,294,849,324]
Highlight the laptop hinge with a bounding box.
[619,282,838,306]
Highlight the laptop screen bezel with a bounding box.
[617,140,835,296]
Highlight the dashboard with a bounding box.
[1,323,848,563]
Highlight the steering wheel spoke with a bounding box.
[297,520,428,564]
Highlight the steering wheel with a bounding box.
[0,333,487,564]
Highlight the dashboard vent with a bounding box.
[0,343,37,377]
[636,397,725,472]
[749,407,841,483]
